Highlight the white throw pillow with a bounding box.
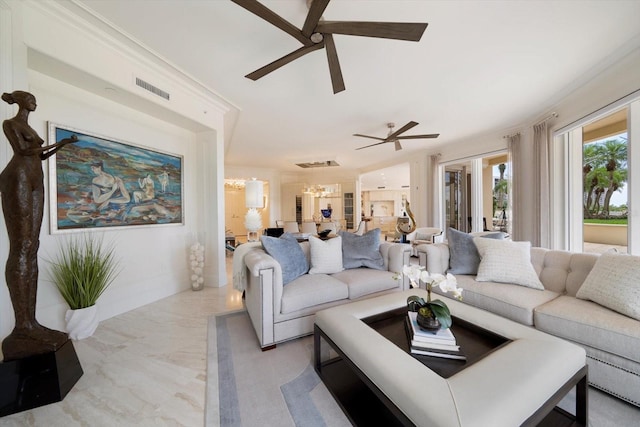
[473,238,544,290]
[576,252,640,321]
[309,236,344,274]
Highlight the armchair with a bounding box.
[407,227,442,256]
[283,221,300,233]
[300,222,318,235]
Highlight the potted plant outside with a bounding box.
[47,234,120,340]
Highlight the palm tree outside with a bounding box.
[583,134,628,220]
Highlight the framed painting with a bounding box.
[47,123,184,233]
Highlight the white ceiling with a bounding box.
[75,0,640,188]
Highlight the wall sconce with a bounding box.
[244,178,264,242]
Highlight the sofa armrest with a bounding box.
[416,242,450,274]
[243,248,284,349]
[244,248,280,277]
[383,242,412,290]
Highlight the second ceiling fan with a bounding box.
[355,121,439,151]
[231,0,428,94]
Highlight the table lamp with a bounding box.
[244,178,263,242]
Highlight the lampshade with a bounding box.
[245,179,264,208]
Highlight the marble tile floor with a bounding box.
[1,258,244,427]
[3,245,629,426]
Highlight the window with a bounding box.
[582,115,628,253]
[553,96,639,255]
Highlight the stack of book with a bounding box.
[405,311,466,360]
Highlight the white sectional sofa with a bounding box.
[418,241,640,407]
[241,236,412,350]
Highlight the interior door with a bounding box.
[225,188,246,237]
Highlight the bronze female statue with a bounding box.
[1,91,77,361]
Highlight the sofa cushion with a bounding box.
[280,273,348,314]
[576,252,640,321]
[534,295,640,363]
[260,233,309,285]
[433,275,559,325]
[531,249,600,295]
[331,268,400,299]
[308,235,344,274]
[339,228,384,270]
[447,228,504,275]
[473,238,544,290]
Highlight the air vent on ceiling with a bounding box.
[401,185,410,188]
[295,160,340,169]
[135,77,170,101]
[377,186,386,189]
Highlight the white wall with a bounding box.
[0,0,229,350]
[27,72,202,330]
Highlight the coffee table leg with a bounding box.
[314,325,321,374]
[576,373,588,426]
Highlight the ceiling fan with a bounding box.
[354,121,439,151]
[230,0,428,94]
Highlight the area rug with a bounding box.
[205,310,350,427]
[206,311,640,427]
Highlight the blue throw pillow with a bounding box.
[447,227,504,275]
[338,228,385,270]
[260,233,309,285]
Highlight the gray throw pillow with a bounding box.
[260,233,309,285]
[447,228,504,275]
[338,228,385,270]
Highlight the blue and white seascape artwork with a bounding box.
[48,123,183,232]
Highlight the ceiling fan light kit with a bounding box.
[231,0,428,94]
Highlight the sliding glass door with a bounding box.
[440,153,510,236]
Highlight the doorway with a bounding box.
[442,153,510,235]
[224,179,270,243]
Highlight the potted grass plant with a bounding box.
[48,234,120,340]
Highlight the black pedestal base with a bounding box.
[0,340,83,417]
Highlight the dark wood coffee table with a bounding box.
[314,306,587,427]
[364,307,511,378]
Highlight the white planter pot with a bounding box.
[65,305,99,340]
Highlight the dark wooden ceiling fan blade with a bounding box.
[356,141,388,150]
[353,134,386,141]
[324,33,345,94]
[302,0,331,37]
[397,133,440,139]
[387,121,419,139]
[316,21,428,41]
[231,0,311,46]
[245,44,324,80]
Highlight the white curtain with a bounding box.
[533,122,551,248]
[507,134,522,240]
[429,154,441,227]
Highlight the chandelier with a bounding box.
[224,179,245,189]
[302,183,341,198]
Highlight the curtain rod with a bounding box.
[553,88,640,136]
[536,112,558,125]
[502,132,520,139]
[502,112,558,139]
